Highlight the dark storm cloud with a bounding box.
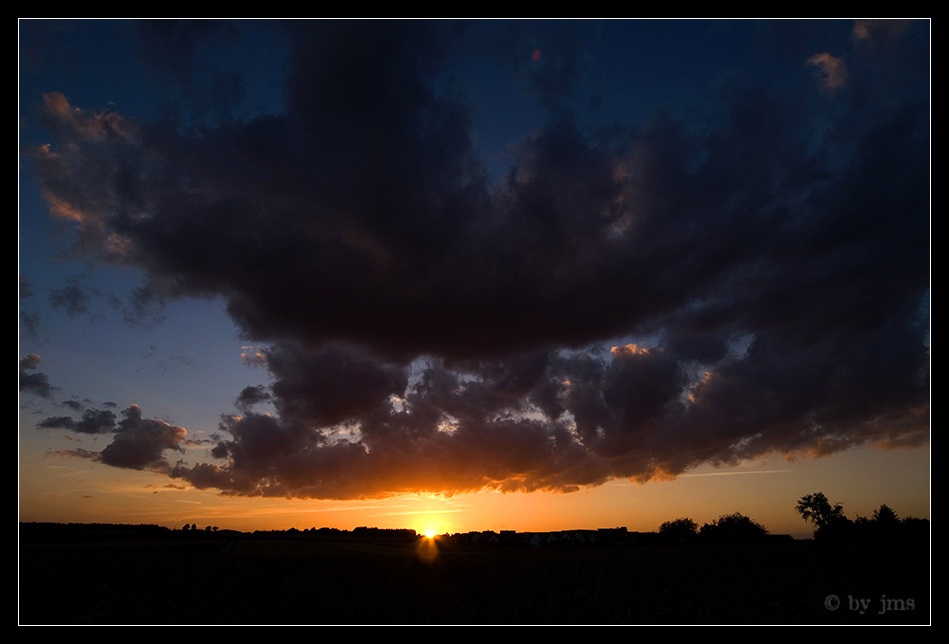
[172,369,598,498]
[28,20,929,499]
[267,344,407,427]
[235,384,270,411]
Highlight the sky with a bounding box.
[18,19,930,538]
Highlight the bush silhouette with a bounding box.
[657,518,698,544]
[698,513,769,544]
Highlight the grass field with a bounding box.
[18,534,930,625]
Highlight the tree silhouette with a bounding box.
[795,492,846,531]
[862,504,902,542]
[658,518,698,544]
[873,504,899,524]
[899,516,930,542]
[698,513,769,544]
[794,493,927,543]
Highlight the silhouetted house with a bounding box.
[477,530,499,544]
[573,529,598,545]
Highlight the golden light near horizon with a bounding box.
[418,518,451,538]
[410,506,456,538]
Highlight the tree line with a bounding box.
[657,514,772,545]
[21,490,929,547]
[656,491,929,546]
[794,492,929,543]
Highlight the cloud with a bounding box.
[49,282,90,316]
[43,404,187,471]
[19,276,34,299]
[135,20,240,87]
[39,408,116,434]
[99,405,187,470]
[267,344,407,427]
[19,310,42,343]
[19,354,53,398]
[852,19,913,44]
[240,346,267,367]
[26,21,930,500]
[235,384,271,411]
[807,52,848,90]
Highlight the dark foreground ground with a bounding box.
[19,530,930,625]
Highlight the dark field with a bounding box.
[19,532,930,625]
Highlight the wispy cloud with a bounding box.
[679,470,793,478]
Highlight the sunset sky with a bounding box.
[18,19,930,538]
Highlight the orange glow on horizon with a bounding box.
[416,515,453,538]
[17,434,930,542]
